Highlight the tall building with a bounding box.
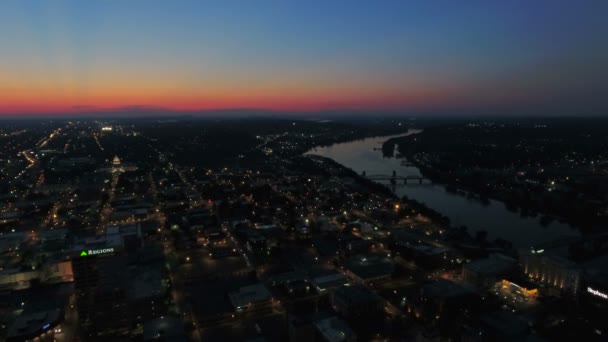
[72,244,130,337]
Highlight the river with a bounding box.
[306,130,579,248]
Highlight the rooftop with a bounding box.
[464,254,516,276]
[229,283,272,309]
[423,279,477,299]
[345,254,394,280]
[333,284,381,305]
[314,316,356,342]
[312,272,348,291]
[7,308,63,340]
[128,267,164,300]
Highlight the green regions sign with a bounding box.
[79,248,115,257]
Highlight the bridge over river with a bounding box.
[363,170,431,185]
[307,131,578,247]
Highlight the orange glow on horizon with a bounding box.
[0,57,512,115]
[0,82,459,114]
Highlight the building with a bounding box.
[312,273,349,293]
[267,270,314,298]
[0,260,73,291]
[520,249,581,294]
[127,267,168,323]
[496,279,538,303]
[394,242,458,270]
[344,254,394,285]
[229,283,273,313]
[72,232,167,337]
[268,270,308,288]
[581,254,608,335]
[416,280,481,336]
[0,268,39,290]
[71,244,130,336]
[338,235,374,256]
[97,155,138,173]
[74,255,130,336]
[462,254,516,289]
[314,316,357,342]
[6,308,64,342]
[331,285,383,318]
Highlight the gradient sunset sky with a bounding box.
[1,0,606,116]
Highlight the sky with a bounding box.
[0,0,607,116]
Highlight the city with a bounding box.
[0,118,607,341]
[1,1,607,341]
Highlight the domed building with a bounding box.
[97,155,137,173]
[111,155,123,173]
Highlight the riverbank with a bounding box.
[308,131,579,248]
[307,142,527,260]
[383,129,592,233]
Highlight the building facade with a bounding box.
[520,249,581,294]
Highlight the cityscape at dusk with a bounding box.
[1,1,608,342]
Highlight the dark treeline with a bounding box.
[383,119,608,232]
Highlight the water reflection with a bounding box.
[307,130,578,248]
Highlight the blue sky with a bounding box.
[1,0,606,115]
